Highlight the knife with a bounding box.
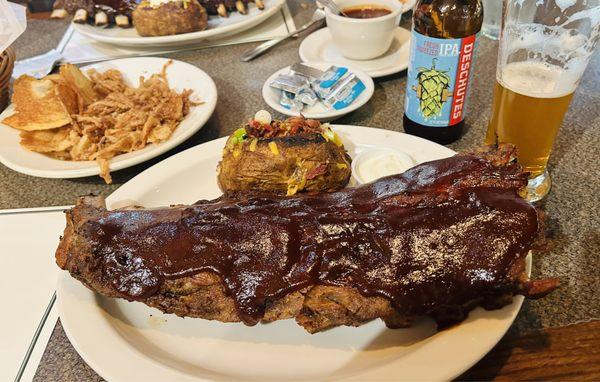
[241,9,326,62]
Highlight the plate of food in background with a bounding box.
[0,57,217,183]
[51,0,286,47]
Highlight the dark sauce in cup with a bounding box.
[343,5,392,19]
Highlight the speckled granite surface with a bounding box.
[2,5,598,381]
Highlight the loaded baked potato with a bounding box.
[132,0,208,37]
[218,112,352,196]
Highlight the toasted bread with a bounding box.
[2,76,72,131]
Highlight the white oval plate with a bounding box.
[0,57,217,179]
[299,27,411,78]
[73,0,284,48]
[262,62,374,121]
[58,125,529,382]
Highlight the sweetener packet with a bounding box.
[314,66,349,99]
[270,74,310,95]
[280,91,304,111]
[296,88,318,106]
[290,63,325,80]
[322,74,366,110]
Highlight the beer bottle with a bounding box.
[403,0,483,144]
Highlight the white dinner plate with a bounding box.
[262,62,374,121]
[58,125,530,381]
[73,0,284,48]
[0,57,217,179]
[299,27,411,78]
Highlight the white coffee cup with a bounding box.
[325,0,403,60]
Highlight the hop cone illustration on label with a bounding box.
[412,59,452,119]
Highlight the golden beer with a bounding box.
[485,62,574,177]
[488,0,600,202]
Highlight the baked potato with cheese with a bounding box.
[217,112,352,196]
[132,0,208,37]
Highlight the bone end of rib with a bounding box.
[217,3,229,17]
[95,11,108,26]
[115,15,130,27]
[235,0,247,14]
[254,0,265,10]
[51,8,68,18]
[72,9,89,23]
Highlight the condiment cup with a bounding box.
[351,146,415,184]
[325,0,403,60]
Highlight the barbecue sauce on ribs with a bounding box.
[84,154,538,325]
[55,0,139,15]
[95,0,138,16]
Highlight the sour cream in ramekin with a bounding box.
[352,147,416,184]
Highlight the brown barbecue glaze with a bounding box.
[55,0,138,17]
[95,0,138,16]
[83,154,537,325]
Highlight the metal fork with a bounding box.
[241,8,326,62]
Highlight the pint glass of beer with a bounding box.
[486,0,600,202]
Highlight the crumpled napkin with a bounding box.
[0,1,26,55]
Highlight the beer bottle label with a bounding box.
[404,30,478,127]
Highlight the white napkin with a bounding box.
[0,2,26,54]
[0,208,66,382]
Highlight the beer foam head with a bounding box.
[500,61,576,98]
[514,0,579,9]
[499,1,600,97]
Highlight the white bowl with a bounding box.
[262,61,374,121]
[325,0,403,60]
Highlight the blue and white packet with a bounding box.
[279,90,304,111]
[322,74,366,110]
[313,66,349,99]
[296,88,318,106]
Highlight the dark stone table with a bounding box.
[4,3,598,381]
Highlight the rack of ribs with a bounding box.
[51,0,139,27]
[51,0,265,27]
[201,0,264,17]
[55,146,559,333]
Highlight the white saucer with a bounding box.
[262,62,374,121]
[299,27,411,78]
